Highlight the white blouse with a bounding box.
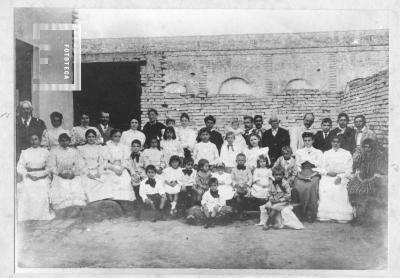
[176,126,197,151]
[295,146,324,171]
[142,148,165,169]
[139,178,165,200]
[211,172,232,186]
[41,127,70,149]
[193,141,219,164]
[102,141,131,169]
[321,148,353,179]
[48,146,82,175]
[160,139,184,165]
[243,146,271,169]
[77,144,105,174]
[163,167,184,185]
[70,126,103,145]
[17,147,50,178]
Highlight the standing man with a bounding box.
[331,113,356,153]
[353,114,377,161]
[313,118,334,152]
[142,108,166,148]
[196,115,223,153]
[242,115,256,147]
[96,111,114,145]
[261,114,290,165]
[16,100,46,159]
[253,115,267,140]
[290,113,315,154]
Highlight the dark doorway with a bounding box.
[15,39,33,104]
[73,62,142,131]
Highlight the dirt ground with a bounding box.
[17,214,387,269]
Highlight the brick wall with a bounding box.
[339,70,388,147]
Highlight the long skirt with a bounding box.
[293,175,320,219]
[81,174,113,203]
[17,177,55,221]
[103,170,136,201]
[50,176,87,210]
[317,176,354,222]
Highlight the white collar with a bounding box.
[22,116,32,125]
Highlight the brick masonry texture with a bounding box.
[81,30,388,146]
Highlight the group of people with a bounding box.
[16,100,386,229]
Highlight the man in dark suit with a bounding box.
[253,115,267,139]
[313,118,334,152]
[96,111,114,144]
[242,115,256,147]
[261,114,290,166]
[331,112,356,153]
[196,115,223,153]
[16,100,46,159]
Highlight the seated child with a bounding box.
[219,131,243,173]
[163,155,183,214]
[193,128,219,168]
[194,158,212,205]
[142,137,166,176]
[139,165,167,221]
[201,177,228,228]
[273,145,297,187]
[180,156,197,209]
[128,139,146,202]
[212,163,235,202]
[249,155,272,214]
[259,165,292,230]
[231,153,253,218]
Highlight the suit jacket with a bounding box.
[261,127,290,165]
[16,116,46,158]
[354,126,377,147]
[96,124,114,144]
[313,130,334,152]
[331,127,356,153]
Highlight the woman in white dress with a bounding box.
[48,133,87,217]
[17,133,55,221]
[78,129,113,203]
[120,118,146,148]
[317,136,354,223]
[102,129,136,203]
[41,112,70,150]
[70,112,102,146]
[176,113,197,157]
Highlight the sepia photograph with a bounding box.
[11,4,393,274]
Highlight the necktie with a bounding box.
[131,153,140,163]
[237,165,246,170]
[210,189,220,198]
[228,144,234,151]
[146,178,156,188]
[324,133,327,140]
[182,169,193,176]
[24,119,28,127]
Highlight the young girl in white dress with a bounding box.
[211,163,235,202]
[48,133,87,217]
[102,129,136,202]
[243,134,271,171]
[219,131,244,173]
[163,155,183,214]
[160,127,184,166]
[17,133,55,221]
[78,129,112,203]
[142,137,166,176]
[176,113,197,157]
[251,155,272,200]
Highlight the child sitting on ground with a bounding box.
[163,155,183,215]
[139,165,167,222]
[273,145,297,187]
[259,165,292,230]
[201,177,228,228]
[194,159,212,205]
[180,156,197,209]
[231,153,253,219]
[212,163,235,202]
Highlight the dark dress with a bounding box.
[261,127,290,165]
[313,130,334,152]
[16,116,46,159]
[331,127,356,153]
[142,121,166,148]
[293,167,320,221]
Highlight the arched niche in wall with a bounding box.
[285,78,315,90]
[218,77,253,95]
[165,82,187,94]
